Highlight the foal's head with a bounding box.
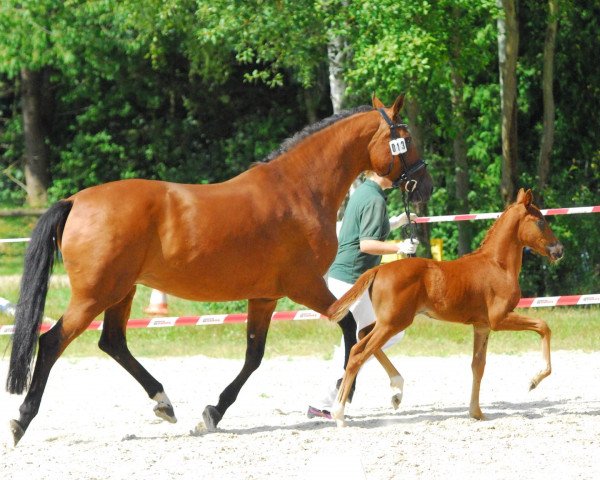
[514,188,564,261]
[368,94,433,203]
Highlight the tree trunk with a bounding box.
[328,33,354,220]
[405,97,432,259]
[537,0,559,206]
[497,0,519,204]
[303,65,328,125]
[405,97,423,153]
[21,68,50,207]
[450,8,472,256]
[303,89,319,125]
[327,35,347,115]
[450,78,472,255]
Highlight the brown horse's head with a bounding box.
[368,94,433,203]
[515,188,564,262]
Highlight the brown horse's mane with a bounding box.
[261,105,373,163]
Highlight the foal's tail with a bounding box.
[6,200,73,394]
[326,267,379,323]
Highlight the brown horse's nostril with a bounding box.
[410,172,433,203]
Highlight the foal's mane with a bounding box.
[464,203,515,257]
[466,201,544,257]
[261,105,373,163]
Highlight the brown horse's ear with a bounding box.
[517,188,533,206]
[391,94,405,118]
[372,94,385,109]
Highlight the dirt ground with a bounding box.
[1,351,599,479]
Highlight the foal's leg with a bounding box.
[10,300,103,445]
[493,312,552,390]
[373,349,404,410]
[359,324,404,409]
[331,325,397,427]
[201,298,277,431]
[469,325,490,420]
[98,286,176,423]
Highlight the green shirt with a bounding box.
[329,179,391,283]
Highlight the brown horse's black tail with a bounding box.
[326,267,380,323]
[6,200,72,394]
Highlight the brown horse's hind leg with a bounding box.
[10,319,66,445]
[10,301,101,445]
[98,287,176,424]
[493,312,552,390]
[200,298,277,432]
[469,325,490,420]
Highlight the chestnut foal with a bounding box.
[326,189,564,427]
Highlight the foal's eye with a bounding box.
[536,219,546,229]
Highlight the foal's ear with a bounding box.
[391,94,405,118]
[372,93,385,109]
[516,188,533,206]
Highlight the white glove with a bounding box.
[397,238,419,255]
[389,212,418,230]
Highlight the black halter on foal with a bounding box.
[377,108,427,191]
[377,108,427,250]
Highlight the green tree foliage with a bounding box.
[1,0,318,201]
[0,0,597,296]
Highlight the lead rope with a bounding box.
[401,188,417,258]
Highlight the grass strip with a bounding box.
[1,281,598,359]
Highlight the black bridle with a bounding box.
[377,108,427,192]
[377,108,427,251]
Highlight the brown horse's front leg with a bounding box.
[470,326,490,420]
[493,311,552,390]
[199,298,277,432]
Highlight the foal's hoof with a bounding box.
[469,410,485,421]
[9,419,25,447]
[334,418,347,428]
[154,403,177,424]
[391,393,403,410]
[529,374,545,391]
[202,405,222,431]
[529,380,538,391]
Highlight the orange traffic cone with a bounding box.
[144,289,169,315]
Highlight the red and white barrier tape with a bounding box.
[1,206,598,335]
[517,294,600,308]
[414,205,600,224]
[1,295,598,336]
[0,237,31,244]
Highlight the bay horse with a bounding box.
[5,95,433,445]
[326,189,563,427]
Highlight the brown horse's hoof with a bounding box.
[9,419,25,447]
[154,403,177,424]
[202,405,222,431]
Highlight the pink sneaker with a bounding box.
[307,406,332,420]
